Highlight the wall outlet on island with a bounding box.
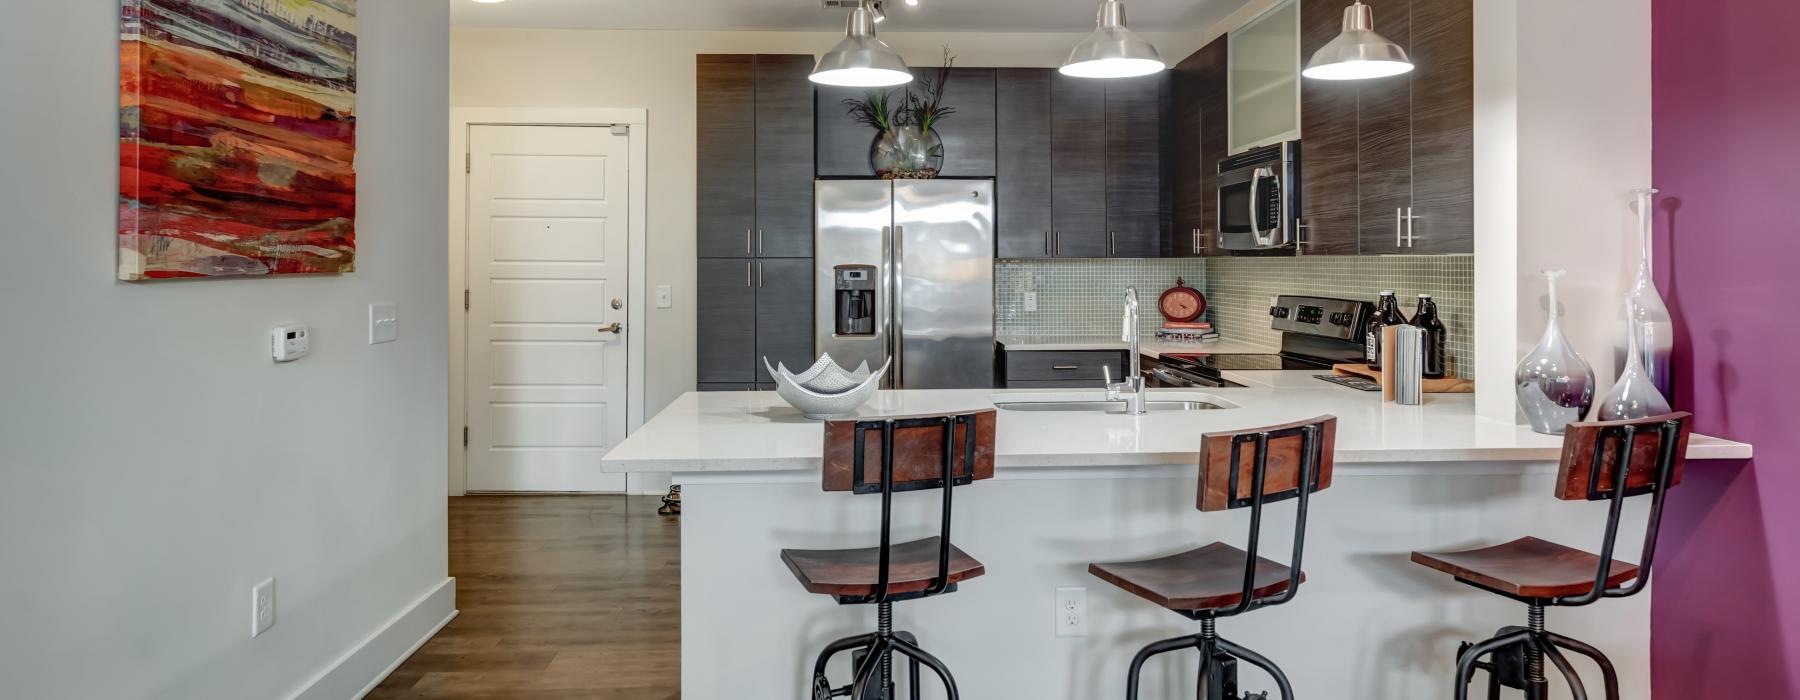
[1055,587,1087,637]
[251,578,276,638]
[1024,290,1038,313]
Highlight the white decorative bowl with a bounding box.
[778,353,872,394]
[764,355,889,419]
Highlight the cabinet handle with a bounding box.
[1396,208,1405,248]
[1406,208,1419,247]
[1052,365,1080,371]
[757,228,764,256]
[745,228,753,255]
[757,261,764,288]
[1296,221,1310,250]
[1044,231,1051,256]
[745,261,752,288]
[1192,228,1203,253]
[1109,231,1117,256]
[1052,231,1060,257]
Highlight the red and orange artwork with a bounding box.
[119,0,357,280]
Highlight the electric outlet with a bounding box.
[1055,587,1087,637]
[252,578,276,638]
[1024,291,1039,312]
[655,285,673,309]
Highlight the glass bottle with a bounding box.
[1364,291,1408,370]
[1594,298,1672,421]
[1615,187,1673,397]
[1515,271,1596,435]
[1411,294,1448,379]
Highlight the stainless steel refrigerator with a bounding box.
[815,179,995,390]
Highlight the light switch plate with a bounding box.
[1024,291,1039,313]
[369,302,398,344]
[655,285,673,309]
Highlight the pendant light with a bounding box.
[810,1,912,88]
[1302,1,1414,80]
[1060,0,1165,79]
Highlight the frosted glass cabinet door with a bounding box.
[1228,0,1300,153]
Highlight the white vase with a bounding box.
[1614,187,1674,397]
[1595,298,1672,422]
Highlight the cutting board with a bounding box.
[1332,363,1475,394]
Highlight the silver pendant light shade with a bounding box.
[810,1,913,88]
[1302,1,1414,80]
[1060,0,1166,79]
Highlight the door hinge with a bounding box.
[463,289,470,311]
[465,152,471,174]
[611,124,630,136]
[463,426,469,447]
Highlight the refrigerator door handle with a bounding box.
[892,224,905,389]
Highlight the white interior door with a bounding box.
[466,124,629,492]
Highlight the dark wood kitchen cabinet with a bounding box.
[753,258,816,384]
[1104,74,1165,257]
[1050,74,1109,257]
[697,54,815,259]
[995,68,1055,258]
[697,55,817,389]
[1170,37,1230,257]
[1294,0,1473,256]
[815,68,998,178]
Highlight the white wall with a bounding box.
[0,2,453,698]
[1474,0,1653,421]
[449,27,1215,421]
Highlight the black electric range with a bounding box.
[1153,295,1374,388]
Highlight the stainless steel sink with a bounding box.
[995,400,1231,413]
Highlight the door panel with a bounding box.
[1105,75,1165,257]
[996,68,1055,259]
[696,259,757,384]
[1051,74,1107,258]
[894,181,995,389]
[755,258,816,383]
[697,55,756,258]
[754,55,816,258]
[467,124,629,492]
[936,68,998,177]
[1354,0,1415,255]
[1298,0,1362,255]
[1407,0,1475,254]
[815,84,879,178]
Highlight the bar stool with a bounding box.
[1090,416,1338,700]
[1411,412,1693,700]
[783,408,996,700]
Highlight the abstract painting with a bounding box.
[120,0,358,280]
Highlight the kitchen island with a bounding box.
[602,379,1749,699]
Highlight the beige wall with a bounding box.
[449,27,1217,418]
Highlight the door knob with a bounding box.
[598,323,623,334]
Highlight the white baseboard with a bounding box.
[290,577,458,700]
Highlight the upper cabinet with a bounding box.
[816,68,998,178]
[696,54,815,259]
[1228,0,1301,154]
[996,70,1167,259]
[1298,0,1473,255]
[1171,37,1230,257]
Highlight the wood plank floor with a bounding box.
[370,495,680,699]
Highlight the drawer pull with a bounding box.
[1051,364,1081,371]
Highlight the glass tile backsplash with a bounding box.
[996,255,1475,378]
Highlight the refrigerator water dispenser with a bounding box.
[832,265,877,336]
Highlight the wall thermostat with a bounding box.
[272,325,310,363]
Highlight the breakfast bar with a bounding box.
[603,381,1749,700]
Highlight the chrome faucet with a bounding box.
[1104,286,1148,415]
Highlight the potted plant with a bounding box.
[843,48,958,179]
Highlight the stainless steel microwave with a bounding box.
[1217,141,1301,251]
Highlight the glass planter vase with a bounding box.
[872,126,944,179]
[1516,270,1596,435]
[1594,298,1673,421]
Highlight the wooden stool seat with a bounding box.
[1089,542,1304,613]
[783,537,986,599]
[1411,536,1640,600]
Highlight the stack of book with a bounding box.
[1155,321,1220,344]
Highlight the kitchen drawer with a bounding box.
[1004,378,1110,389]
[698,383,759,392]
[1003,350,1127,382]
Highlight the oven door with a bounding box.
[1217,164,1287,249]
[1150,365,1243,389]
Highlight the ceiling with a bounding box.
[451,0,1254,33]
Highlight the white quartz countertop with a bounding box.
[996,335,1272,358]
[602,375,1752,473]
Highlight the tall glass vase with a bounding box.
[1516,270,1597,435]
[1594,299,1673,421]
[1616,187,1673,397]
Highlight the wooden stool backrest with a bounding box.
[1554,412,1692,502]
[822,409,997,494]
[1198,416,1338,512]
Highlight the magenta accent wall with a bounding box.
[1651,1,1800,696]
